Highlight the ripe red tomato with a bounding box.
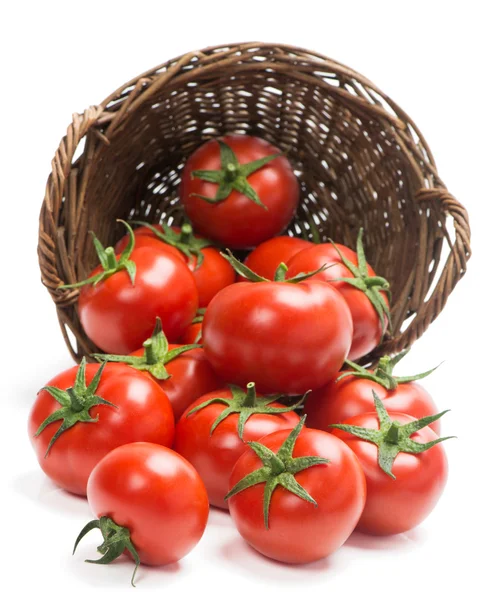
[286,229,390,360]
[227,418,366,563]
[174,383,300,508]
[78,248,197,353]
[202,276,353,394]
[61,222,198,354]
[28,361,175,496]
[180,136,300,249]
[178,322,203,345]
[75,442,209,585]
[177,309,205,344]
[191,246,236,306]
[241,235,313,281]
[116,223,235,307]
[94,318,221,421]
[305,352,440,434]
[149,346,220,421]
[330,394,451,535]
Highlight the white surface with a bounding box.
[2,1,480,598]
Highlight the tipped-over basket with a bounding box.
[38,42,471,364]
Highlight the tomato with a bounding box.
[174,383,301,508]
[202,255,353,394]
[148,346,220,421]
[286,229,390,360]
[75,442,209,585]
[116,223,235,307]
[190,246,236,306]
[305,351,440,434]
[177,309,205,344]
[330,393,451,535]
[226,417,366,563]
[60,222,198,354]
[94,318,221,421]
[180,136,300,249]
[178,323,203,345]
[28,360,175,496]
[240,235,313,281]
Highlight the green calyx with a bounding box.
[337,348,441,390]
[92,317,200,380]
[225,416,329,528]
[221,249,329,283]
[329,228,392,334]
[59,220,137,289]
[191,308,206,325]
[73,516,140,587]
[190,140,280,209]
[129,220,213,270]
[187,382,307,440]
[330,391,454,479]
[35,358,117,457]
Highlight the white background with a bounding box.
[2,1,480,598]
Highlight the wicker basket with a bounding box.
[38,42,471,364]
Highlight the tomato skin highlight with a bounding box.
[130,345,221,421]
[228,427,366,563]
[286,243,389,360]
[174,390,300,509]
[241,236,313,281]
[180,136,300,249]
[116,227,235,307]
[28,364,175,496]
[305,375,440,434]
[202,280,353,394]
[331,412,448,535]
[78,247,198,354]
[87,442,209,565]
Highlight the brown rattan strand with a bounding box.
[38,42,471,364]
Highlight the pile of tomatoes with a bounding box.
[29,135,453,585]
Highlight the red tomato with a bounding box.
[94,318,220,422]
[227,419,366,563]
[75,442,209,584]
[240,235,313,281]
[180,136,300,249]
[286,231,390,360]
[202,278,353,394]
[191,246,236,306]
[178,321,203,345]
[116,224,235,307]
[130,345,220,421]
[28,361,174,496]
[78,246,198,353]
[306,377,440,435]
[174,384,300,508]
[305,351,440,434]
[332,411,449,535]
[62,222,199,354]
[177,309,205,344]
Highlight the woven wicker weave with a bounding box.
[38,42,471,364]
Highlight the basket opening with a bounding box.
[39,44,470,363]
